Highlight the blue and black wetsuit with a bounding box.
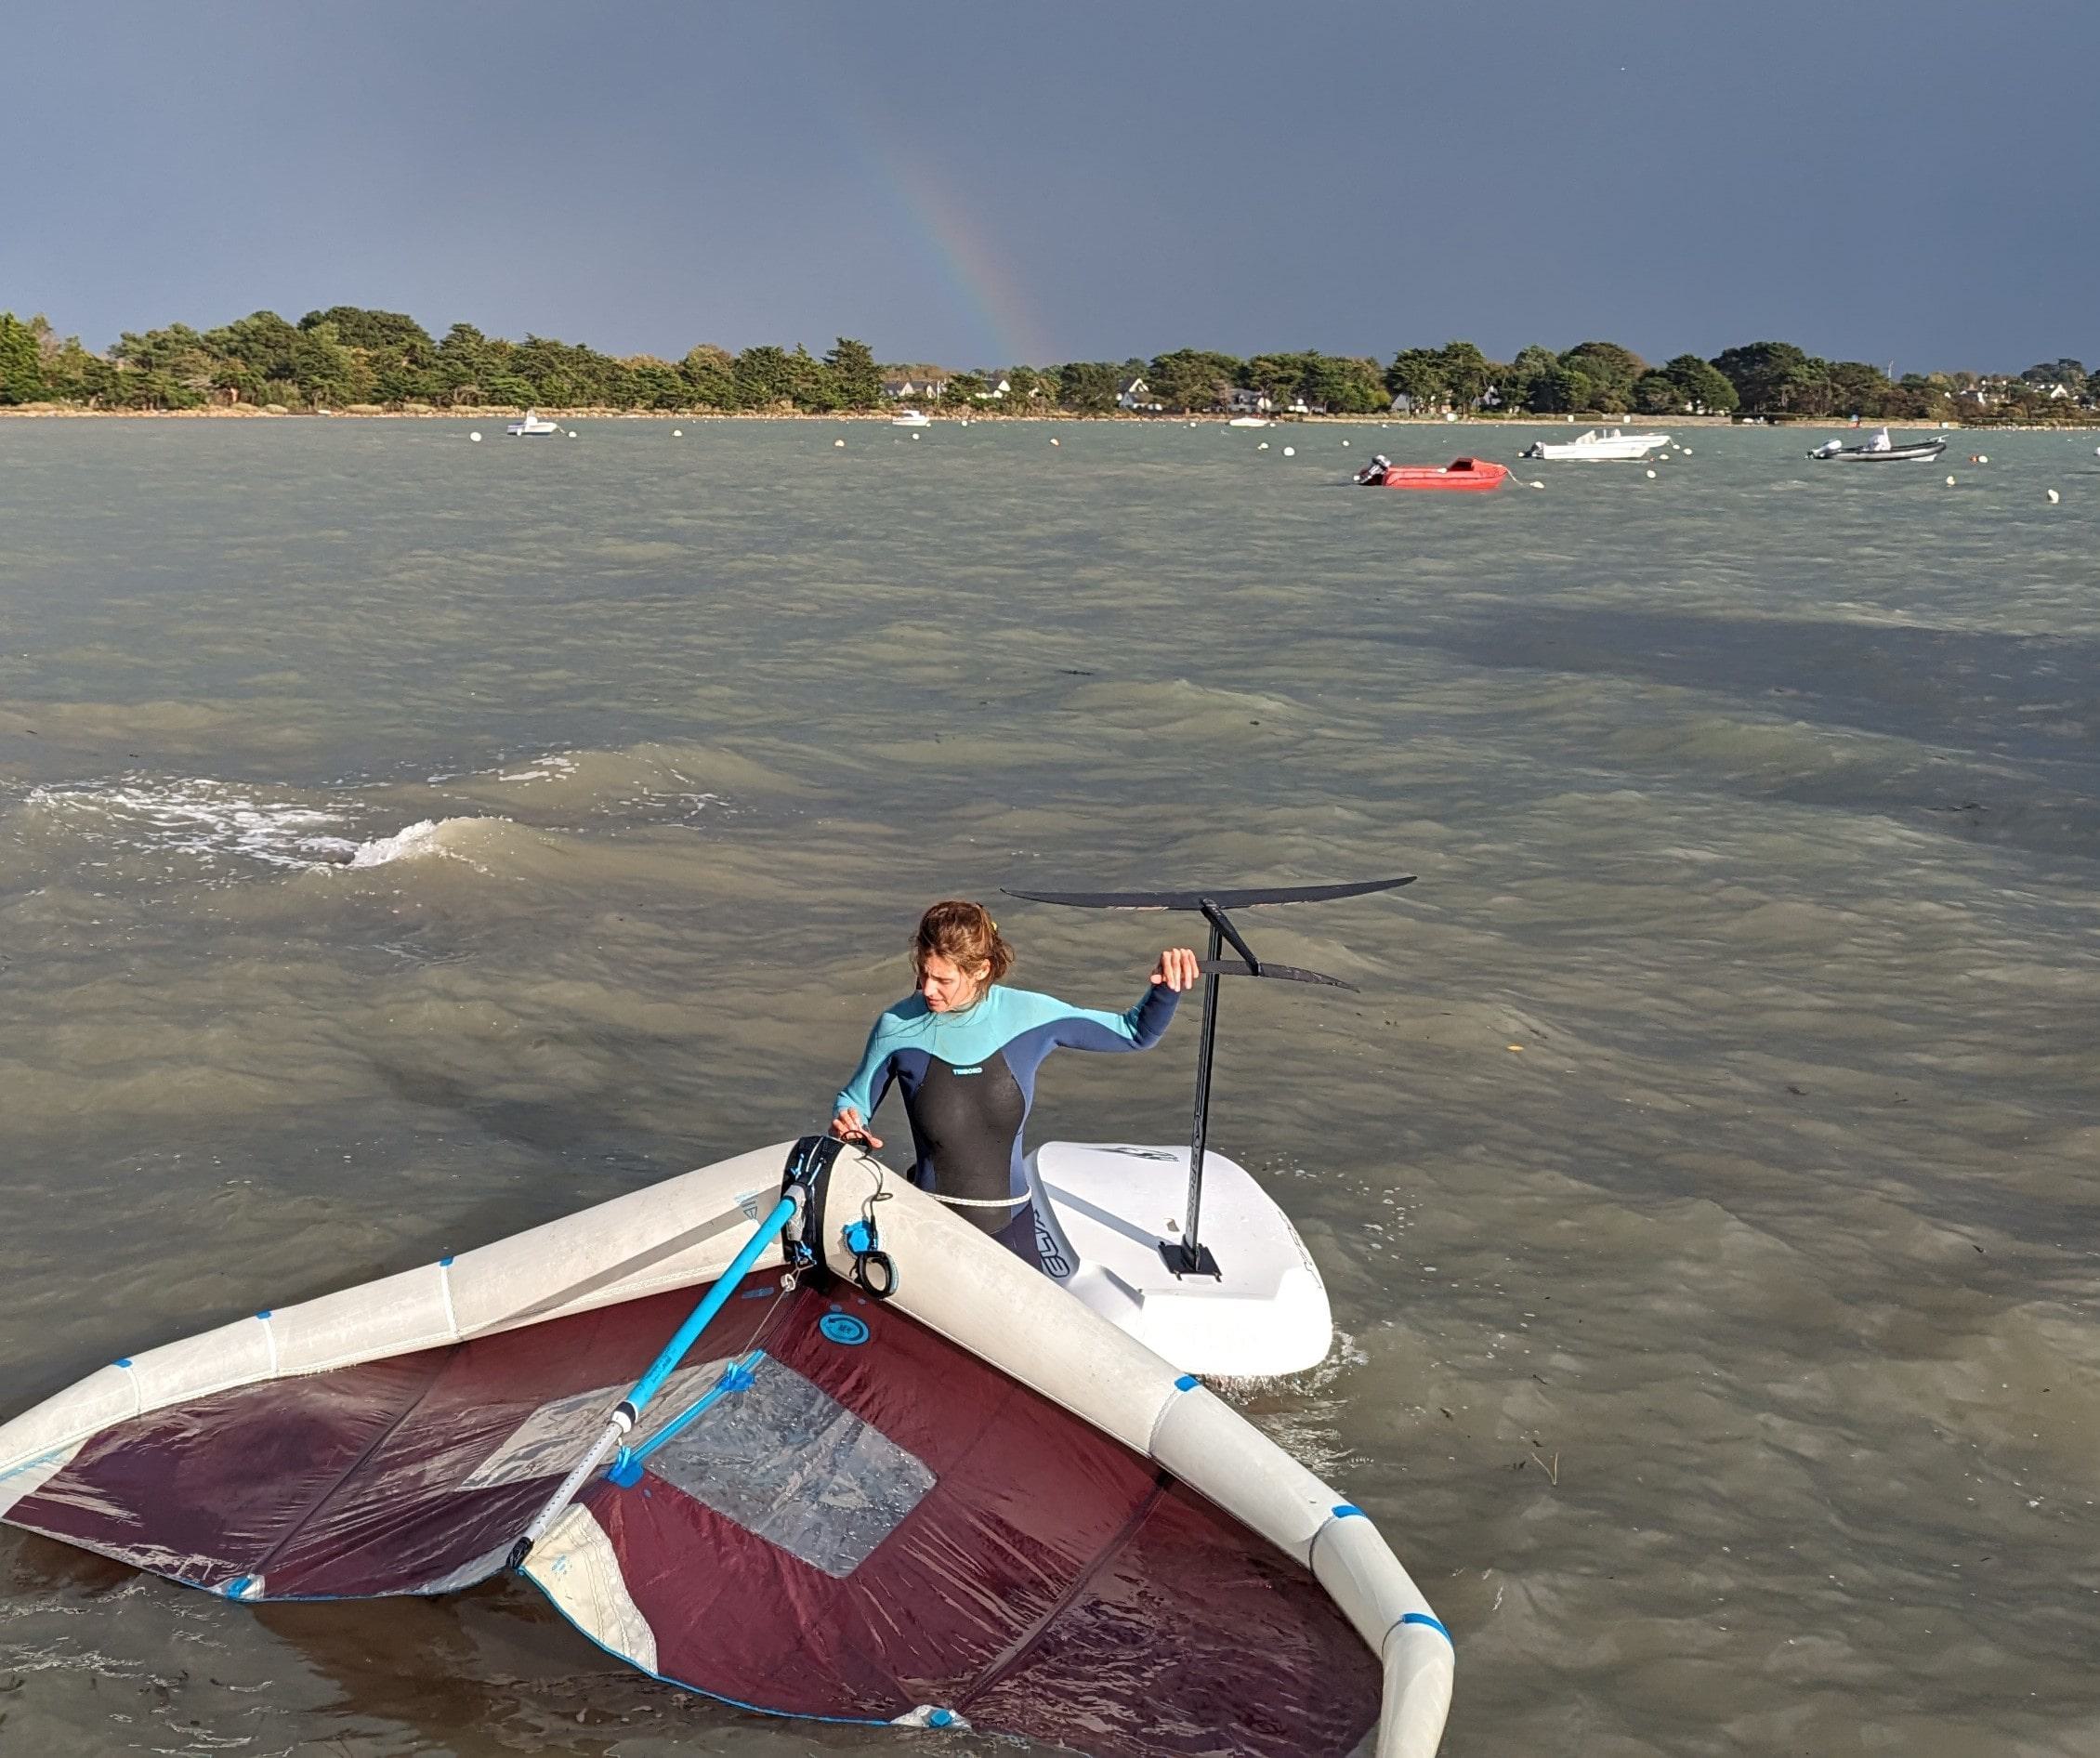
[834,983,1179,1266]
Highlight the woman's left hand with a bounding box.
[1150,947,1200,992]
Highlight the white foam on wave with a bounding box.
[346,819,464,867]
[26,777,502,879]
[492,754,580,783]
[28,777,360,871]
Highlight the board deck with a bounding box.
[1026,1142,1333,1378]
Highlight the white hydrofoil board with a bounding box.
[1025,1141,1332,1379]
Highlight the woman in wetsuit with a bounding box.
[831,899,1198,1266]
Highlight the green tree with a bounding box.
[482,372,537,408]
[1384,348,1446,410]
[288,321,367,406]
[2020,358,2085,388]
[1826,360,1896,418]
[680,345,736,408]
[1304,353,1387,413]
[1529,365,1596,413]
[1711,342,1832,415]
[434,324,492,403]
[203,310,300,384]
[1631,372,1681,414]
[40,335,115,404]
[625,358,687,410]
[1435,340,1492,408]
[112,322,221,398]
[0,312,43,402]
[1057,360,1120,413]
[1242,351,1312,406]
[300,306,434,362]
[1660,353,1738,413]
[825,336,883,409]
[1559,341,1646,400]
[1147,348,1242,413]
[732,345,799,410]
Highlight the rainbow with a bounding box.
[850,120,1048,369]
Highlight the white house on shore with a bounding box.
[881,375,948,401]
[1117,375,1158,411]
[1222,387,1273,414]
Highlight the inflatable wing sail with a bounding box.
[0,1142,1451,1758]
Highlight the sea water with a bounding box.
[1,418,2095,1755]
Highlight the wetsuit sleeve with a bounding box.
[834,1021,897,1122]
[1048,983,1180,1053]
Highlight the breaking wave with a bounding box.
[20,777,508,878]
[26,776,360,871]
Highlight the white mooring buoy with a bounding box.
[469,431,482,442]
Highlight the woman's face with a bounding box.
[916,951,985,1013]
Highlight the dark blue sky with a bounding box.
[6,3,2093,373]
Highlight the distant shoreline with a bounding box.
[2,405,2085,431]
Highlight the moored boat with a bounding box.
[1358,456,1509,492]
[1520,426,1671,462]
[1808,428,1948,462]
[505,410,559,437]
[890,407,933,427]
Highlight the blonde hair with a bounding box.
[913,899,1015,988]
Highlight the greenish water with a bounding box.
[2,417,2096,1756]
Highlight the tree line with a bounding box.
[0,306,2091,422]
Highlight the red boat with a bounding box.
[1358,456,1509,492]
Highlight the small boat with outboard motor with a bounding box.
[505,410,559,437]
[1520,426,1671,462]
[1808,427,1948,463]
[0,876,1450,1758]
[1356,454,1508,492]
[890,407,933,427]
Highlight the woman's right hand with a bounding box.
[831,1108,883,1150]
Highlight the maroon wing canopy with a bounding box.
[7,1279,1379,1758]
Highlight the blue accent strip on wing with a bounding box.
[1400,1610,1452,1645]
[1174,1373,1199,1391]
[1332,1503,1364,1518]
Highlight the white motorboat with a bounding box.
[1808,428,1948,463]
[1227,414,1270,427]
[505,410,559,437]
[890,407,933,427]
[1520,426,1672,461]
